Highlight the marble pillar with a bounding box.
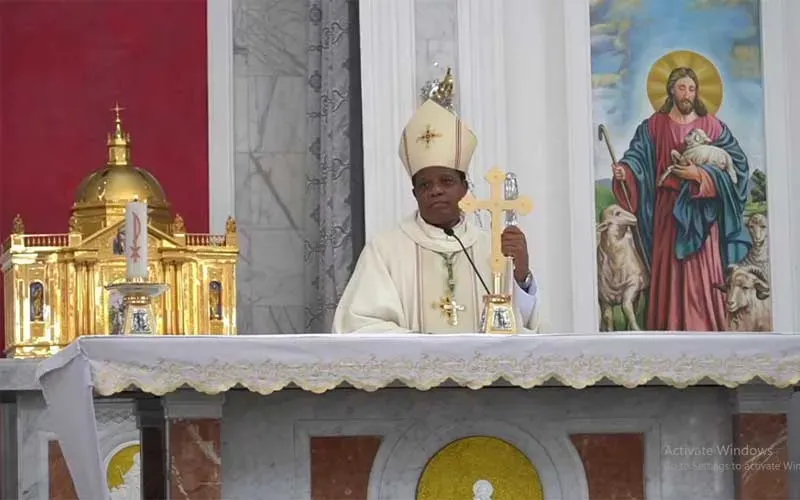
[570,433,645,500]
[232,0,309,333]
[790,389,800,500]
[734,414,787,499]
[48,441,76,500]
[18,392,52,499]
[735,387,791,500]
[164,392,224,499]
[1,400,17,499]
[310,436,382,500]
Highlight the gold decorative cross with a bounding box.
[435,294,466,326]
[459,167,534,275]
[417,125,442,147]
[110,102,126,118]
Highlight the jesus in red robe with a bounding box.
[612,67,751,331]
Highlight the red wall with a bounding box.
[0,0,209,352]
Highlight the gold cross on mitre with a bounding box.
[435,294,466,326]
[459,167,534,282]
[417,125,442,147]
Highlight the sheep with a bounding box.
[658,128,736,186]
[740,213,770,277]
[596,204,649,331]
[713,265,772,332]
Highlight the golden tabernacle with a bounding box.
[0,108,239,358]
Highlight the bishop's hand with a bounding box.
[501,226,530,282]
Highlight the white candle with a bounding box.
[125,201,148,280]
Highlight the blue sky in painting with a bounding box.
[591,0,765,180]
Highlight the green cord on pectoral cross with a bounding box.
[433,252,465,326]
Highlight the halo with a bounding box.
[646,50,723,114]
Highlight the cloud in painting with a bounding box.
[590,20,631,56]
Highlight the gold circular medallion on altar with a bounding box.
[416,436,544,500]
[106,443,140,490]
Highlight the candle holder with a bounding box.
[104,280,168,335]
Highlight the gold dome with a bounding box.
[72,105,172,235]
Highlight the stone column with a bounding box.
[136,397,167,500]
[164,392,223,499]
[1,399,18,499]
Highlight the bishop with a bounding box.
[332,99,541,334]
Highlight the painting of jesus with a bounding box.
[591,0,771,332]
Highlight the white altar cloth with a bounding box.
[34,332,800,499]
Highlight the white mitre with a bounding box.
[398,99,478,177]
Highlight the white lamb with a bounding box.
[659,128,736,186]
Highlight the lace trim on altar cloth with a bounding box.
[88,352,800,396]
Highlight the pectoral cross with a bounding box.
[435,294,465,326]
[459,167,534,278]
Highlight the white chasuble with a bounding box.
[332,212,540,334]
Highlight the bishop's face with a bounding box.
[412,166,468,229]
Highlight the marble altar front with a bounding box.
[9,333,795,500]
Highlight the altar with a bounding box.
[3,0,800,499]
[24,332,800,500]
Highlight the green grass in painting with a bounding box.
[607,296,648,331]
[744,200,767,217]
[595,184,616,222]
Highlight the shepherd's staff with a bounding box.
[597,124,651,273]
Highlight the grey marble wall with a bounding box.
[415,0,459,107]
[233,0,309,333]
[221,386,738,500]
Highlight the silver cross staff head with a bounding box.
[504,172,519,226]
